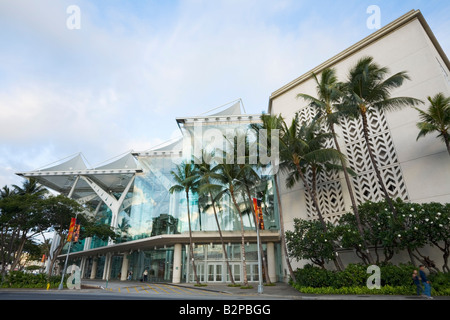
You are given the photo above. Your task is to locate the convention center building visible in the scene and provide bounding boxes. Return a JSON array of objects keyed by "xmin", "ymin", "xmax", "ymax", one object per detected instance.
[{"xmin": 17, "ymin": 10, "xmax": 450, "ymax": 282}]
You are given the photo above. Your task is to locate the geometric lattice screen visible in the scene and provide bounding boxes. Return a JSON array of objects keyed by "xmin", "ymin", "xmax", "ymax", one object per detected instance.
[
  {"xmin": 297, "ymin": 106, "xmax": 409, "ymax": 224},
  {"xmin": 297, "ymin": 106, "xmax": 347, "ymax": 224},
  {"xmin": 340, "ymin": 108, "xmax": 409, "ymax": 204}
]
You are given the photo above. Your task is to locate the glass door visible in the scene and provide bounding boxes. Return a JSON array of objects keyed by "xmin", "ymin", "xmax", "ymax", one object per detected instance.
[
  {"xmin": 246, "ymin": 262, "xmax": 259, "ymax": 282},
  {"xmin": 207, "ymin": 262, "xmax": 223, "ymax": 282},
  {"xmin": 226, "ymin": 262, "xmax": 241, "ymax": 283}
]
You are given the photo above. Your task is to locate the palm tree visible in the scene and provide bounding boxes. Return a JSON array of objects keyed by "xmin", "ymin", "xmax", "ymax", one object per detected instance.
[
  {"xmin": 13, "ymin": 178, "xmax": 47, "ymax": 198},
  {"xmin": 169, "ymin": 161, "xmax": 200, "ymax": 284},
  {"xmin": 297, "ymin": 67, "xmax": 375, "ymax": 265},
  {"xmin": 279, "ymin": 115, "xmax": 345, "ymax": 270},
  {"xmin": 414, "ymin": 92, "xmax": 450, "ymax": 156},
  {"xmin": 238, "ymin": 162, "xmax": 272, "ymax": 284},
  {"xmin": 255, "ymin": 113, "xmax": 297, "ymax": 283},
  {"xmin": 0, "ymin": 185, "xmax": 15, "ymax": 198},
  {"xmin": 195, "ymin": 154, "xmax": 236, "ymax": 284},
  {"xmin": 342, "ymin": 56, "xmax": 423, "ymax": 217},
  {"xmin": 216, "ymin": 162, "xmax": 250, "ymax": 286}
]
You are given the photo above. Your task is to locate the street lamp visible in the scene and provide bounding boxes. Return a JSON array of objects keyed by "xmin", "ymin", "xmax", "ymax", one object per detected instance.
[
  {"xmin": 58, "ymin": 213, "xmax": 78, "ymax": 290},
  {"xmin": 255, "ymin": 201, "xmax": 263, "ymax": 295}
]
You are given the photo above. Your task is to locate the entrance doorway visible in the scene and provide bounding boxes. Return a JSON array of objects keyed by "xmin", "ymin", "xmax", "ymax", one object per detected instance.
[{"xmin": 207, "ymin": 262, "xmax": 223, "ymax": 282}]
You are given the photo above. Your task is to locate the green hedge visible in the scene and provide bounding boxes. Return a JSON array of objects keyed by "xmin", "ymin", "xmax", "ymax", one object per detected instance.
[
  {"xmin": 292, "ymin": 264, "xmax": 450, "ymax": 296},
  {"xmin": 1, "ymin": 271, "xmax": 65, "ymax": 289}
]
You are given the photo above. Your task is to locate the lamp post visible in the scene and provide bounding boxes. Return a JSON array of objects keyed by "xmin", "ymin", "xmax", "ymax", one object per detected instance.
[
  {"xmin": 256, "ymin": 210, "xmax": 263, "ymax": 294},
  {"xmin": 58, "ymin": 214, "xmax": 78, "ymax": 290}
]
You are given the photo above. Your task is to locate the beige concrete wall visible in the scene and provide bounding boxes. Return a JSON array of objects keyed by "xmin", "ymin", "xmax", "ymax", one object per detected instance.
[{"xmin": 270, "ymin": 14, "xmax": 450, "ymax": 272}]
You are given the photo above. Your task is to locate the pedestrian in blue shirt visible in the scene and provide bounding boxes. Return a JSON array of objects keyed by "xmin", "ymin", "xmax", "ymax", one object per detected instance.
[
  {"xmin": 412, "ymin": 270, "xmax": 422, "ymax": 296},
  {"xmin": 419, "ymin": 265, "xmax": 433, "ymax": 299}
]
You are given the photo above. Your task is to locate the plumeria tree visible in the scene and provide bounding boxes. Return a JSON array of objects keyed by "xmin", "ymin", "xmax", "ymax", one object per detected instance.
[
  {"xmin": 285, "ymin": 218, "xmax": 339, "ymax": 269},
  {"xmin": 337, "ymin": 199, "xmax": 450, "ymax": 272},
  {"xmin": 406, "ymin": 202, "xmax": 450, "ymax": 272}
]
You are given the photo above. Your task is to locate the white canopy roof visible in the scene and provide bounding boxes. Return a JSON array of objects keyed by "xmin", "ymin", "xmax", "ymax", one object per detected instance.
[{"xmin": 16, "ymin": 152, "xmax": 141, "ymax": 200}]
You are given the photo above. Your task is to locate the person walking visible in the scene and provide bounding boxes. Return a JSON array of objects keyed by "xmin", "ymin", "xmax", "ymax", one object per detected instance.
[
  {"xmin": 419, "ymin": 265, "xmax": 433, "ymax": 299},
  {"xmin": 143, "ymin": 269, "xmax": 148, "ymax": 282},
  {"xmin": 412, "ymin": 270, "xmax": 423, "ymax": 296}
]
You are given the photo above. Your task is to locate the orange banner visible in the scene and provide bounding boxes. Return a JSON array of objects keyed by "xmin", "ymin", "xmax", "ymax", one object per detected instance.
[
  {"xmin": 67, "ymin": 218, "xmax": 76, "ymax": 242},
  {"xmin": 252, "ymin": 198, "xmax": 264, "ymax": 230},
  {"xmin": 73, "ymin": 221, "xmax": 81, "ymax": 242}
]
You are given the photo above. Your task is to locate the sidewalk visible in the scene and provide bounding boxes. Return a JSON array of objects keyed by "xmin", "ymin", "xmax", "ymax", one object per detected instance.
[{"xmin": 80, "ymin": 279, "xmax": 450, "ymax": 300}]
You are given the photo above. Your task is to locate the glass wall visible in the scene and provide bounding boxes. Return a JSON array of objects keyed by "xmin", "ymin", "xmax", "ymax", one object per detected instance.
[
  {"xmin": 125, "ymin": 246, "xmax": 177, "ymax": 282},
  {"xmin": 79, "ymin": 117, "xmax": 279, "ymax": 249},
  {"xmin": 186, "ymin": 243, "xmax": 269, "ymax": 283}
]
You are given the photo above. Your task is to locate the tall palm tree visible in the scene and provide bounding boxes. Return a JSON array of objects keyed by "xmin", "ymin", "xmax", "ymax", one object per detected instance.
[
  {"xmin": 297, "ymin": 67, "xmax": 375, "ymax": 265},
  {"xmin": 169, "ymin": 161, "xmax": 200, "ymax": 284},
  {"xmin": 279, "ymin": 115, "xmax": 345, "ymax": 270},
  {"xmin": 255, "ymin": 113, "xmax": 297, "ymax": 283},
  {"xmin": 13, "ymin": 178, "xmax": 47, "ymax": 198},
  {"xmin": 195, "ymin": 154, "xmax": 236, "ymax": 284},
  {"xmin": 238, "ymin": 162, "xmax": 272, "ymax": 284},
  {"xmin": 342, "ymin": 56, "xmax": 423, "ymax": 217},
  {"xmin": 216, "ymin": 162, "xmax": 250, "ymax": 286},
  {"xmin": 226, "ymin": 129, "xmax": 272, "ymax": 284},
  {"xmin": 414, "ymin": 92, "xmax": 450, "ymax": 156}
]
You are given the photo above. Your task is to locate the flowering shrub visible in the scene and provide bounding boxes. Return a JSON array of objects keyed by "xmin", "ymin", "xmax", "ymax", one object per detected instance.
[
  {"xmin": 336, "ymin": 199, "xmax": 450, "ymax": 271},
  {"xmin": 292, "ymin": 264, "xmax": 450, "ymax": 295}
]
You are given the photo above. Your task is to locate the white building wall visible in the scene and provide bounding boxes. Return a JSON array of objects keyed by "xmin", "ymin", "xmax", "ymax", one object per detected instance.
[{"xmin": 269, "ymin": 12, "xmax": 450, "ymax": 272}]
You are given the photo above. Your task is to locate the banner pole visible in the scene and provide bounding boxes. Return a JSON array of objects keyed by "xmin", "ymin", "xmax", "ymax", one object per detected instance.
[{"xmin": 58, "ymin": 214, "xmax": 78, "ymax": 290}]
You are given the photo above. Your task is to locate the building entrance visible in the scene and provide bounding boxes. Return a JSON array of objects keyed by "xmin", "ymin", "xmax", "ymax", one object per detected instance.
[
  {"xmin": 187, "ymin": 244, "xmax": 265, "ymax": 283},
  {"xmin": 207, "ymin": 262, "xmax": 223, "ymax": 282}
]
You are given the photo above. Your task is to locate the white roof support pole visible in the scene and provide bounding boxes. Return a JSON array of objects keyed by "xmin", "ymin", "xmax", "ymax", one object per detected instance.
[
  {"xmin": 79, "ymin": 175, "xmax": 118, "ymax": 213},
  {"xmin": 111, "ymin": 175, "xmax": 136, "ymax": 229},
  {"xmin": 79, "ymin": 174, "xmax": 135, "ymax": 229},
  {"xmin": 67, "ymin": 175, "xmax": 80, "ymax": 199}
]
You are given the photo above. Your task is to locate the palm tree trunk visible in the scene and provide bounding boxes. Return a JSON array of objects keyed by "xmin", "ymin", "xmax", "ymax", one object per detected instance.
[
  {"xmin": 360, "ymin": 111, "xmax": 398, "ymax": 217},
  {"xmin": 294, "ymin": 162, "xmax": 344, "ymax": 271},
  {"xmin": 230, "ymin": 188, "xmax": 248, "ymax": 286},
  {"xmin": 294, "ymin": 162, "xmax": 326, "ymax": 228},
  {"xmin": 329, "ymin": 123, "xmax": 375, "ymax": 265},
  {"xmin": 209, "ymin": 190, "xmax": 235, "ymax": 284},
  {"xmin": 186, "ymin": 191, "xmax": 200, "ymax": 284},
  {"xmin": 274, "ymin": 174, "xmax": 296, "ymax": 283},
  {"xmin": 444, "ymin": 133, "xmax": 450, "ymax": 157}
]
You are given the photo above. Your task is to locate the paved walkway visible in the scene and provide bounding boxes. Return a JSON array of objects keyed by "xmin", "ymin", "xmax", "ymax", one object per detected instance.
[{"xmin": 80, "ymin": 279, "xmax": 450, "ymax": 300}]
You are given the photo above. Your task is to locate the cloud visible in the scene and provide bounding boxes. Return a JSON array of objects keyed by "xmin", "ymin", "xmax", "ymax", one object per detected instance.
[{"xmin": 1, "ymin": 0, "xmax": 448, "ymax": 188}]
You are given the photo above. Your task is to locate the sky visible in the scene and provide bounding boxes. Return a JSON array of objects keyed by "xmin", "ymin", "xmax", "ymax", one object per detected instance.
[{"xmin": 0, "ymin": 0, "xmax": 449, "ymax": 187}]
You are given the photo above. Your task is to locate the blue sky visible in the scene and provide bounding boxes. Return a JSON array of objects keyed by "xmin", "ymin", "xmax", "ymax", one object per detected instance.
[{"xmin": 0, "ymin": 0, "xmax": 449, "ymax": 187}]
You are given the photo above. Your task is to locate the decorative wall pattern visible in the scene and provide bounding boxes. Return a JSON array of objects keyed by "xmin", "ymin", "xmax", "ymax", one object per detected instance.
[
  {"xmin": 296, "ymin": 106, "xmax": 409, "ymax": 224},
  {"xmin": 297, "ymin": 106, "xmax": 347, "ymax": 224},
  {"xmin": 341, "ymin": 109, "xmax": 409, "ymax": 204}
]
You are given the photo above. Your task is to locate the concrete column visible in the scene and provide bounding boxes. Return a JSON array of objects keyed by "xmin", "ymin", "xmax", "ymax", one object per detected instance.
[
  {"xmin": 90, "ymin": 257, "xmax": 98, "ymax": 279},
  {"xmin": 120, "ymin": 253, "xmax": 129, "ymax": 281},
  {"xmin": 267, "ymin": 242, "xmax": 276, "ymax": 283},
  {"xmin": 172, "ymin": 244, "xmax": 182, "ymax": 284},
  {"xmin": 80, "ymin": 257, "xmax": 87, "ymax": 279},
  {"xmin": 103, "ymin": 253, "xmax": 112, "ymax": 280}
]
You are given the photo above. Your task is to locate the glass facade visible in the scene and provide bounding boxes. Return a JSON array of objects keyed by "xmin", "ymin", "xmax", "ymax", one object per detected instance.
[{"xmin": 63, "ymin": 115, "xmax": 281, "ymax": 282}]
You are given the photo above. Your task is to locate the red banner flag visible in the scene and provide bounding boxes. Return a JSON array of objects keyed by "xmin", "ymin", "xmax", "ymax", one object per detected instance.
[
  {"xmin": 73, "ymin": 220, "xmax": 81, "ymax": 242},
  {"xmin": 67, "ymin": 217, "xmax": 76, "ymax": 242},
  {"xmin": 252, "ymin": 198, "xmax": 265, "ymax": 230}
]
